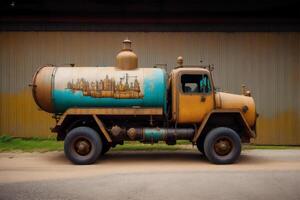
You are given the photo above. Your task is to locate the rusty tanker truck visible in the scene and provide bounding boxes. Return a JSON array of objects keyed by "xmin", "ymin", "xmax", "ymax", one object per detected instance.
[{"xmin": 31, "ymin": 39, "xmax": 257, "ymax": 165}]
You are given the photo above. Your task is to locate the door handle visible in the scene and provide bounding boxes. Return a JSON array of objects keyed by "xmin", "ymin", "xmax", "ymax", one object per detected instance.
[{"xmin": 201, "ymin": 96, "xmax": 206, "ymax": 102}]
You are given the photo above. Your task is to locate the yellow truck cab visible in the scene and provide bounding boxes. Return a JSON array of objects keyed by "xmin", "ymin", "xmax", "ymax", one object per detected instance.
[
  {"xmin": 170, "ymin": 67, "xmax": 215, "ymax": 124},
  {"xmin": 31, "ymin": 39, "xmax": 257, "ymax": 165}
]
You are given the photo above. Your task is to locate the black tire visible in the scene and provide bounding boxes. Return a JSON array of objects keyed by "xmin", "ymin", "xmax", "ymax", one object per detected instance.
[
  {"xmin": 101, "ymin": 142, "xmax": 111, "ymax": 155},
  {"xmin": 204, "ymin": 127, "xmax": 241, "ymax": 164},
  {"xmin": 64, "ymin": 127, "xmax": 102, "ymax": 165},
  {"xmin": 196, "ymin": 139, "xmax": 206, "ymax": 156}
]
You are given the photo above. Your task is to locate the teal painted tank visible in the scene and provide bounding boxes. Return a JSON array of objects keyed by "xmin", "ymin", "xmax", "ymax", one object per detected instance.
[
  {"xmin": 32, "ymin": 39, "xmax": 167, "ymax": 114},
  {"xmin": 32, "ymin": 66, "xmax": 167, "ymax": 114}
]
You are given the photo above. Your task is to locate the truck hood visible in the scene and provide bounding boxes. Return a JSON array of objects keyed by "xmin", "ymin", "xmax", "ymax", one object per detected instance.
[{"xmin": 215, "ymin": 92, "xmax": 256, "ymax": 127}]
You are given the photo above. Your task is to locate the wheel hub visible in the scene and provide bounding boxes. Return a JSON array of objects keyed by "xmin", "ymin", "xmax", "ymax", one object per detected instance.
[
  {"xmin": 74, "ymin": 139, "xmax": 91, "ymax": 156},
  {"xmin": 214, "ymin": 138, "xmax": 232, "ymax": 156}
]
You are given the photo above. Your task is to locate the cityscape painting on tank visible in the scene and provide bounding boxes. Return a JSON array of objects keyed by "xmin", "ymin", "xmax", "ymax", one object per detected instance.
[{"xmin": 66, "ymin": 73, "xmax": 144, "ymax": 99}]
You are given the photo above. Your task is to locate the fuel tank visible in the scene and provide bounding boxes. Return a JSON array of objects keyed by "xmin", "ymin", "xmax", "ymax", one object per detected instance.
[
  {"xmin": 215, "ymin": 92, "xmax": 256, "ymax": 127},
  {"xmin": 31, "ymin": 39, "xmax": 167, "ymax": 114}
]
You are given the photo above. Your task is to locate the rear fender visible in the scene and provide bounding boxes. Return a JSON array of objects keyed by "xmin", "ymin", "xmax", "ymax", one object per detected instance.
[{"xmin": 54, "ymin": 114, "xmax": 112, "ymax": 143}]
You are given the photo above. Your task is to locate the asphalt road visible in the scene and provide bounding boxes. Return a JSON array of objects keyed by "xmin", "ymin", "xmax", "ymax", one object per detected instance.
[{"xmin": 0, "ymin": 150, "xmax": 300, "ymax": 200}]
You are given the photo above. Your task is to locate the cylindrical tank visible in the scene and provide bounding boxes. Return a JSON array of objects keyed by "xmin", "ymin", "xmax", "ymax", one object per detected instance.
[
  {"xmin": 215, "ymin": 92, "xmax": 256, "ymax": 127},
  {"xmin": 32, "ymin": 66, "xmax": 167, "ymax": 114}
]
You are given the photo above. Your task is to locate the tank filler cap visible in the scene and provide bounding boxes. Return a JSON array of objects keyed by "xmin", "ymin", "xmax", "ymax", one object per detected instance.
[
  {"xmin": 116, "ymin": 39, "xmax": 138, "ymax": 70},
  {"xmin": 122, "ymin": 39, "xmax": 132, "ymax": 50}
]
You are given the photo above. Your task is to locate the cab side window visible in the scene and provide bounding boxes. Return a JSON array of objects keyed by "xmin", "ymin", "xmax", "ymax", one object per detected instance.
[{"xmin": 181, "ymin": 74, "xmax": 211, "ymax": 94}]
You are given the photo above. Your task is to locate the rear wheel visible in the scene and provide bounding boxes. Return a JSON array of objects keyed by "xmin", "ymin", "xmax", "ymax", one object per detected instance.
[
  {"xmin": 64, "ymin": 127, "xmax": 102, "ymax": 165},
  {"xmin": 204, "ymin": 127, "xmax": 241, "ymax": 164}
]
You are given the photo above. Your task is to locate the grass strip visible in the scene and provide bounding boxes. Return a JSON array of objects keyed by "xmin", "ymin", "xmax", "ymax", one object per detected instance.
[{"xmin": 0, "ymin": 135, "xmax": 299, "ymax": 152}]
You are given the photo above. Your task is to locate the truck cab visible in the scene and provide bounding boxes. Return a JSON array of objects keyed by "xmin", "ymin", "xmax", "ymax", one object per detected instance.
[{"xmin": 170, "ymin": 67, "xmax": 214, "ymax": 124}]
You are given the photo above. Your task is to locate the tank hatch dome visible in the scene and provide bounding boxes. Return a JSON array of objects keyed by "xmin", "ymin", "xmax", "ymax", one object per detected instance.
[{"xmin": 116, "ymin": 39, "xmax": 138, "ymax": 70}]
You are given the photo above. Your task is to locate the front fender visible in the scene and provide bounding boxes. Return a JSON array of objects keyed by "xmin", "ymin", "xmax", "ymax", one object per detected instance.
[{"xmin": 192, "ymin": 109, "xmax": 256, "ymax": 144}]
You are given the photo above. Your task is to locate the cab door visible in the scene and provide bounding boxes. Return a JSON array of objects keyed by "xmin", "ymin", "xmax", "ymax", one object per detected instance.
[{"xmin": 177, "ymin": 70, "xmax": 214, "ymax": 123}]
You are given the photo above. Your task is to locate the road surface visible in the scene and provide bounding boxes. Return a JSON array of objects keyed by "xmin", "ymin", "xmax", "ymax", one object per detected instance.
[{"xmin": 0, "ymin": 149, "xmax": 300, "ymax": 200}]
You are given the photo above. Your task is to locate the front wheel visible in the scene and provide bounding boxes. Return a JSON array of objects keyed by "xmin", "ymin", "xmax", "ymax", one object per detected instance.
[
  {"xmin": 101, "ymin": 142, "xmax": 111, "ymax": 155},
  {"xmin": 196, "ymin": 139, "xmax": 205, "ymax": 156},
  {"xmin": 64, "ymin": 127, "xmax": 103, "ymax": 165},
  {"xmin": 204, "ymin": 127, "xmax": 241, "ymax": 164}
]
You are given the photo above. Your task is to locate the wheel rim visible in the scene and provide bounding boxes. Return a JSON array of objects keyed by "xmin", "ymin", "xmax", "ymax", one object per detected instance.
[
  {"xmin": 213, "ymin": 137, "xmax": 233, "ymax": 156},
  {"xmin": 73, "ymin": 137, "xmax": 92, "ymax": 156}
]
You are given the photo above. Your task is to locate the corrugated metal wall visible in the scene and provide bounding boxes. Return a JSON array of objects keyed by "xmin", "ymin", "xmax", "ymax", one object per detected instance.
[{"xmin": 0, "ymin": 32, "xmax": 299, "ymax": 144}]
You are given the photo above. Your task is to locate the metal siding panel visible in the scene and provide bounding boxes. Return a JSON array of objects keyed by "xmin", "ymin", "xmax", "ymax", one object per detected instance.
[{"xmin": 0, "ymin": 32, "xmax": 299, "ymax": 144}]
